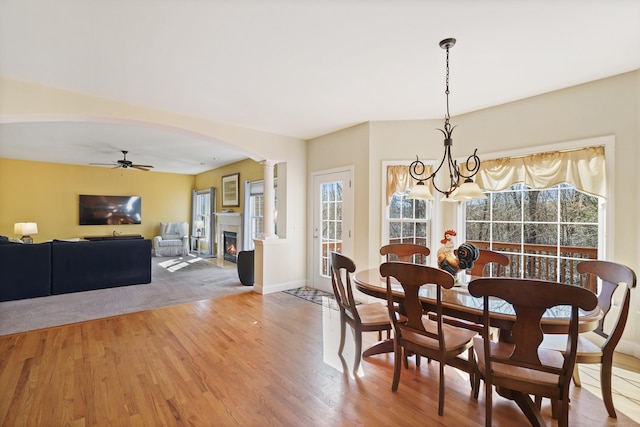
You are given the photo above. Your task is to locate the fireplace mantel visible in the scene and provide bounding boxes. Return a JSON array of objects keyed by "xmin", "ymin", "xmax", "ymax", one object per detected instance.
[{"xmin": 214, "ymin": 213, "xmax": 242, "ymax": 259}]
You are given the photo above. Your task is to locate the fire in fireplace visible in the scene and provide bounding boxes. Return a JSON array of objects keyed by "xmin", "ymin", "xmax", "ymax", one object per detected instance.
[{"xmin": 223, "ymin": 231, "xmax": 238, "ymax": 263}]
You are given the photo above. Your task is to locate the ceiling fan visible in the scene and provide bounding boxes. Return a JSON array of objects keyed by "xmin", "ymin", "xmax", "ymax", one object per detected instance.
[{"xmin": 90, "ymin": 150, "xmax": 154, "ymax": 171}]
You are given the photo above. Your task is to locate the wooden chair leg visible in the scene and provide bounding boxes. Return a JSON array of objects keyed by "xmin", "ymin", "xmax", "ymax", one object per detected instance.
[
  {"xmin": 572, "ymin": 363, "xmax": 582, "ymax": 387},
  {"xmin": 392, "ymin": 344, "xmax": 402, "ymax": 391},
  {"xmin": 484, "ymin": 380, "xmax": 492, "ymax": 427},
  {"xmin": 353, "ymin": 328, "xmax": 362, "ymax": 375},
  {"xmin": 473, "ymin": 371, "xmax": 481, "ymax": 400},
  {"xmin": 601, "ymin": 355, "xmax": 617, "ymax": 418},
  {"xmin": 467, "ymin": 348, "xmax": 474, "ymax": 390},
  {"xmin": 551, "ymin": 399, "xmax": 559, "ymax": 419},
  {"xmin": 338, "ymin": 314, "xmax": 346, "ymax": 355},
  {"xmin": 438, "ymin": 361, "xmax": 445, "ymax": 416}
]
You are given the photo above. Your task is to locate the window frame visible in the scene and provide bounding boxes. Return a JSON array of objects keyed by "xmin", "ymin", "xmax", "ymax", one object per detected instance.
[
  {"xmin": 381, "ymin": 160, "xmax": 437, "ymax": 263},
  {"xmin": 456, "ymin": 135, "xmax": 614, "ymax": 265}
]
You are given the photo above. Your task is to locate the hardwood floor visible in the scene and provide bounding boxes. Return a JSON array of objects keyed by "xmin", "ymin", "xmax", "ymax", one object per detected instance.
[{"xmin": 0, "ymin": 291, "xmax": 638, "ymax": 426}]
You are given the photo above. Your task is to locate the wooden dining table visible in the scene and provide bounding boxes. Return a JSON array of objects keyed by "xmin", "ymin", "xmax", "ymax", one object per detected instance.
[
  {"xmin": 354, "ymin": 267, "xmax": 604, "ymax": 425},
  {"xmin": 353, "ymin": 268, "xmax": 603, "ymax": 355}
]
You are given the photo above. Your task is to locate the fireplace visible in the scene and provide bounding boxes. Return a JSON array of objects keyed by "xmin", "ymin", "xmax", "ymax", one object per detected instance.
[
  {"xmin": 224, "ymin": 231, "xmax": 238, "ymax": 263},
  {"xmin": 214, "ymin": 212, "xmax": 242, "ymax": 260}
]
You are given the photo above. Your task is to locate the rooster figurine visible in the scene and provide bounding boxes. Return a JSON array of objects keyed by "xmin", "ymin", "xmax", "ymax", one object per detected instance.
[{"xmin": 437, "ymin": 230, "xmax": 479, "ymax": 276}]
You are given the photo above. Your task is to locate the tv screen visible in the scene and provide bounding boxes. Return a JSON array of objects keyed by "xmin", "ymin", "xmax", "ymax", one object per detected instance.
[{"xmin": 79, "ymin": 195, "xmax": 142, "ymax": 225}]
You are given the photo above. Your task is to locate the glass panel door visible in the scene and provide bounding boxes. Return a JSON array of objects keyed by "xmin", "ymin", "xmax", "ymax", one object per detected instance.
[{"xmin": 312, "ymin": 169, "xmax": 353, "ymax": 293}]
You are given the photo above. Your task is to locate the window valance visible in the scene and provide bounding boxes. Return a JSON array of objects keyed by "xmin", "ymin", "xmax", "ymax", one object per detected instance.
[
  {"xmin": 386, "ymin": 164, "xmax": 432, "ymax": 205},
  {"xmin": 473, "ymin": 146, "xmax": 606, "ymax": 198}
]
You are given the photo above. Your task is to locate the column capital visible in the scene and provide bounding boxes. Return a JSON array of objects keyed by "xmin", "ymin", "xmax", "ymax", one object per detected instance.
[{"xmin": 260, "ymin": 159, "xmax": 277, "ymax": 168}]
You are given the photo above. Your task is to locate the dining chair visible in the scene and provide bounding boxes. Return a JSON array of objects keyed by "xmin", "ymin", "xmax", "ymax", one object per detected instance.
[
  {"xmin": 380, "ymin": 243, "xmax": 430, "ymax": 264},
  {"xmin": 541, "ymin": 260, "xmax": 637, "ymax": 418},
  {"xmin": 379, "ymin": 243, "xmax": 432, "ymax": 365},
  {"xmin": 468, "ymin": 277, "xmax": 598, "ymax": 427},
  {"xmin": 468, "ymin": 249, "xmax": 509, "ymax": 277},
  {"xmin": 330, "ymin": 252, "xmax": 401, "ymax": 375},
  {"xmin": 380, "ymin": 262, "xmax": 477, "ymax": 416}
]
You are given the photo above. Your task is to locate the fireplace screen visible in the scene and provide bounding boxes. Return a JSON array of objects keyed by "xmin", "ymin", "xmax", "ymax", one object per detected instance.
[{"xmin": 224, "ymin": 231, "xmax": 238, "ymax": 263}]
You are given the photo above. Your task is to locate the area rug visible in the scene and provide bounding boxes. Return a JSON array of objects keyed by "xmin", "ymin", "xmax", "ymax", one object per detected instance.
[
  {"xmin": 157, "ymin": 255, "xmax": 219, "ymax": 273},
  {"xmin": 284, "ymin": 286, "xmax": 338, "ymax": 310},
  {"xmin": 0, "ymin": 255, "xmax": 251, "ymax": 336}
]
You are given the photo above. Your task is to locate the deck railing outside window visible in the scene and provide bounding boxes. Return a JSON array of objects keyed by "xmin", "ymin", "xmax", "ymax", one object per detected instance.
[{"xmin": 468, "ymin": 240, "xmax": 598, "ymax": 292}]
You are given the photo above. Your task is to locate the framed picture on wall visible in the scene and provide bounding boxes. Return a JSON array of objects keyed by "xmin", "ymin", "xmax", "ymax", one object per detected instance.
[{"xmin": 222, "ymin": 173, "xmax": 240, "ymax": 207}]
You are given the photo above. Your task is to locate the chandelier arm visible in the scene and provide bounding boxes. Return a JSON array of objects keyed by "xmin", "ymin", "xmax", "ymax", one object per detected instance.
[
  {"xmin": 431, "ymin": 172, "xmax": 456, "ymax": 196},
  {"xmin": 457, "ymin": 148, "xmax": 482, "ymax": 180},
  {"xmin": 409, "ymin": 156, "xmax": 435, "ymax": 183}
]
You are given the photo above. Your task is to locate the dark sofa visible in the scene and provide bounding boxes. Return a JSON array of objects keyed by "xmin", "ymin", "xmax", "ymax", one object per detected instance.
[
  {"xmin": 0, "ymin": 240, "xmax": 52, "ymax": 302},
  {"xmin": 51, "ymin": 239, "xmax": 152, "ymax": 295},
  {"xmin": 0, "ymin": 237, "xmax": 152, "ymax": 301}
]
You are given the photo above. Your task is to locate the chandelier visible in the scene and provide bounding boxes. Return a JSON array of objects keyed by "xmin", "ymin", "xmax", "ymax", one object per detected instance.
[{"xmin": 408, "ymin": 38, "xmax": 486, "ymax": 201}]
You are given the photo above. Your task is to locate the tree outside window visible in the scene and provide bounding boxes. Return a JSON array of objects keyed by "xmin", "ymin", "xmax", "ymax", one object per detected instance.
[
  {"xmin": 465, "ymin": 183, "xmax": 600, "ymax": 285},
  {"xmin": 386, "ymin": 191, "xmax": 430, "ymax": 263}
]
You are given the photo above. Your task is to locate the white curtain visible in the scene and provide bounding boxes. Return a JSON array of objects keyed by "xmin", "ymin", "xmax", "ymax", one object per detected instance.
[
  {"xmin": 474, "ymin": 146, "xmax": 606, "ymax": 198},
  {"xmin": 385, "ymin": 164, "xmax": 433, "ymax": 205}
]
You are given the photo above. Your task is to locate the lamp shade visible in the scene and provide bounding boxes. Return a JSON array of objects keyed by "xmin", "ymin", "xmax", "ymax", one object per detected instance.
[
  {"xmin": 406, "ymin": 182, "xmax": 434, "ymax": 200},
  {"xmin": 21, "ymin": 222, "xmax": 38, "ymax": 235},
  {"xmin": 194, "ymin": 221, "xmax": 204, "ymax": 229},
  {"xmin": 448, "ymin": 180, "xmax": 487, "ymax": 201},
  {"xmin": 14, "ymin": 223, "xmax": 23, "ymax": 235},
  {"xmin": 14, "ymin": 222, "xmax": 38, "ymax": 235}
]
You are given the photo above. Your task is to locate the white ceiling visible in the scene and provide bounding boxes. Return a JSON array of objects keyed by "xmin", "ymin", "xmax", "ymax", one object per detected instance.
[{"xmin": 1, "ymin": 0, "xmax": 639, "ymax": 174}]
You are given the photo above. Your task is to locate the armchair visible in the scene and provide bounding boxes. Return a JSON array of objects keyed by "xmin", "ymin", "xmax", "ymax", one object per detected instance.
[{"xmin": 153, "ymin": 222, "xmax": 189, "ymax": 257}]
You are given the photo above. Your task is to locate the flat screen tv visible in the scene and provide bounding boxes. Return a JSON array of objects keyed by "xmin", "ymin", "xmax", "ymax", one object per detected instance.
[{"xmin": 79, "ymin": 195, "xmax": 142, "ymax": 225}]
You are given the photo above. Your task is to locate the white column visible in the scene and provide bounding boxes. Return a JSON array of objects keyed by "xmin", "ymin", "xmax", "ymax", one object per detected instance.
[{"xmin": 260, "ymin": 159, "xmax": 278, "ymax": 239}]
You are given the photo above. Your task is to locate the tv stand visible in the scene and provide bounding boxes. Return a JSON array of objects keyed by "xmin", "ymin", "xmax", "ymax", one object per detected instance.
[{"xmin": 84, "ymin": 235, "xmax": 143, "ymax": 241}]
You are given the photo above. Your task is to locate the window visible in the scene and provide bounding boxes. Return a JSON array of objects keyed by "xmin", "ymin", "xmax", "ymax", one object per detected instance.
[
  {"xmin": 243, "ymin": 179, "xmax": 278, "ymax": 250},
  {"xmin": 383, "ymin": 163, "xmax": 432, "ymax": 263},
  {"xmin": 465, "ymin": 183, "xmax": 601, "ymax": 285},
  {"xmin": 387, "ymin": 192, "xmax": 430, "ymax": 260},
  {"xmin": 463, "ymin": 143, "xmax": 607, "ymax": 287}
]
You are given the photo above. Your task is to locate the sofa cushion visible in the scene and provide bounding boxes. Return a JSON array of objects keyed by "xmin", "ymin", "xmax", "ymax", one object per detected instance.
[
  {"xmin": 51, "ymin": 239, "xmax": 152, "ymax": 295},
  {"xmin": 0, "ymin": 242, "xmax": 52, "ymax": 301},
  {"xmin": 157, "ymin": 239, "xmax": 184, "ymax": 247}
]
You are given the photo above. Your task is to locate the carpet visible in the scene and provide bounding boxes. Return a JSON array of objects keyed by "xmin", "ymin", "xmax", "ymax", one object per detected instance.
[
  {"xmin": 0, "ymin": 255, "xmax": 251, "ymax": 336},
  {"xmin": 157, "ymin": 255, "xmax": 220, "ymax": 273},
  {"xmin": 284, "ymin": 286, "xmax": 338, "ymax": 310}
]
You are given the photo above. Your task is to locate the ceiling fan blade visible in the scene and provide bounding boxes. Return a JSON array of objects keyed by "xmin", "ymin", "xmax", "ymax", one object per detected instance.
[
  {"xmin": 131, "ymin": 165, "xmax": 153, "ymax": 171},
  {"xmin": 89, "ymin": 162, "xmax": 117, "ymax": 166},
  {"xmin": 90, "ymin": 153, "xmax": 152, "ymax": 170}
]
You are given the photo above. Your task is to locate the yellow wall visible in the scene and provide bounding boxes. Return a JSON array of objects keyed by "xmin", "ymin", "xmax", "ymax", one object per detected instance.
[
  {"xmin": 0, "ymin": 158, "xmax": 194, "ymax": 242},
  {"xmin": 194, "ymin": 158, "xmax": 263, "ymax": 213}
]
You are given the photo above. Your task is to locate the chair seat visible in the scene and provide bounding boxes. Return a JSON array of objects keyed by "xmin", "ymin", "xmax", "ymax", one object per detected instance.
[
  {"xmin": 355, "ymin": 302, "xmax": 395, "ymax": 328},
  {"xmin": 541, "ymin": 333, "xmax": 603, "ymax": 358},
  {"xmin": 403, "ymin": 318, "xmax": 477, "ymax": 353},
  {"xmin": 474, "ymin": 336, "xmax": 564, "ymax": 388}
]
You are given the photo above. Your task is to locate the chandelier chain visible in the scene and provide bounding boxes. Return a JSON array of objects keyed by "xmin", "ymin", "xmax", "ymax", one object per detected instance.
[{"xmin": 445, "ymin": 45, "xmax": 451, "ymax": 121}]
